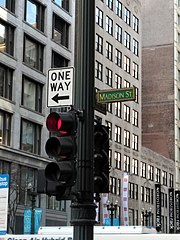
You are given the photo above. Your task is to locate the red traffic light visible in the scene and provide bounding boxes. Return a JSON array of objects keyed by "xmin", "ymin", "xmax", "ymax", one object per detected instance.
[{"xmin": 46, "ymin": 112, "xmax": 77, "ymax": 134}]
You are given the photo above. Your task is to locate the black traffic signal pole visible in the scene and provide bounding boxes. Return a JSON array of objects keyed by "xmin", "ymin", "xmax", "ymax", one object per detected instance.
[{"xmin": 71, "ymin": 1, "xmax": 96, "ymax": 240}]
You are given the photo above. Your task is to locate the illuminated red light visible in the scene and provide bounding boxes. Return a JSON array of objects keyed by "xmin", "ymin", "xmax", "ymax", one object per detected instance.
[{"xmin": 46, "ymin": 113, "xmax": 62, "ymax": 132}]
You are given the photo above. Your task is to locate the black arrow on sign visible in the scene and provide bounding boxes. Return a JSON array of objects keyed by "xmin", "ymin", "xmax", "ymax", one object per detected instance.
[{"xmin": 52, "ymin": 93, "xmax": 69, "ymax": 103}]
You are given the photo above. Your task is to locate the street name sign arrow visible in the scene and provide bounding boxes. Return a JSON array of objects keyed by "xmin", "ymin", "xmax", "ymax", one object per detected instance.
[{"xmin": 47, "ymin": 67, "xmax": 74, "ymax": 107}]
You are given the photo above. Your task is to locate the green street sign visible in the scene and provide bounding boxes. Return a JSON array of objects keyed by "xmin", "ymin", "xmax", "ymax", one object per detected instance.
[{"xmin": 96, "ymin": 87, "xmax": 136, "ymax": 104}]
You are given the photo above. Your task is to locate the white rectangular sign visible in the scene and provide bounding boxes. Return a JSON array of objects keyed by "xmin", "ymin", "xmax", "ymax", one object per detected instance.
[{"xmin": 47, "ymin": 67, "xmax": 74, "ymax": 107}]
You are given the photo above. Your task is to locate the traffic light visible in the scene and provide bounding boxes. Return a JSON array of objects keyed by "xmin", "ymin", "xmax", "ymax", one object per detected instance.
[
  {"xmin": 43, "ymin": 110, "xmax": 77, "ymax": 200},
  {"xmin": 94, "ymin": 122, "xmax": 109, "ymax": 193}
]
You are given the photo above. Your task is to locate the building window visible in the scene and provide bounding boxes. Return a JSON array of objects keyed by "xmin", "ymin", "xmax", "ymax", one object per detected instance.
[
  {"xmin": 124, "ymin": 55, "xmax": 130, "ymax": 73},
  {"xmin": 155, "ymin": 168, "xmax": 161, "ymax": 183},
  {"xmin": 115, "ymin": 0, "xmax": 122, "ymax": 18},
  {"xmin": 0, "ymin": 110, "xmax": 11, "ymax": 146},
  {"xmin": 133, "ymin": 15, "xmax": 139, "ymax": 33},
  {"xmin": 95, "ymin": 61, "xmax": 103, "ymax": 81},
  {"xmin": 106, "ymin": 67, "xmax": 113, "ymax": 86},
  {"xmin": 51, "ymin": 51, "xmax": 69, "ymax": 68},
  {"xmin": 162, "ymin": 170, "xmax": 167, "ymax": 186},
  {"xmin": 0, "ymin": 0, "xmax": 15, "ymax": 13},
  {"xmin": 96, "ymin": 34, "xmax": 103, "ymax": 54},
  {"xmin": 22, "ymin": 75, "xmax": 42, "ymax": 113},
  {"xmin": 141, "ymin": 162, "xmax": 146, "ymax": 178},
  {"xmin": 47, "ymin": 196, "xmax": 66, "ymax": 211},
  {"xmin": 107, "ymin": 103, "xmax": 113, "ymax": 113},
  {"xmin": 117, "ymin": 179, "xmax": 121, "ymax": 196},
  {"xmin": 132, "ymin": 133, "xmax": 138, "ymax": 151},
  {"xmin": 132, "ymin": 62, "xmax": 139, "ymax": 79},
  {"xmin": 96, "ymin": 7, "xmax": 103, "ymax": 28},
  {"xmin": 124, "ymin": 7, "xmax": 131, "ymax": 26},
  {"xmin": 115, "ymin": 74, "xmax": 122, "ymax": 88},
  {"xmin": 106, "ymin": 42, "xmax": 113, "ymax": 61},
  {"xmin": 24, "ymin": 35, "xmax": 44, "ymax": 72},
  {"xmin": 132, "ymin": 109, "xmax": 138, "ymax": 127},
  {"xmin": 124, "ymin": 129, "xmax": 130, "ymax": 147},
  {"xmin": 21, "ymin": 119, "xmax": 41, "ymax": 154},
  {"xmin": 110, "ymin": 176, "xmax": 117, "ymax": 194},
  {"xmin": 0, "ymin": 20, "xmax": 14, "ymax": 56},
  {"xmin": 145, "ymin": 187, "xmax": 150, "ymax": 203},
  {"xmin": 0, "ymin": 63, "xmax": 13, "ymax": 100},
  {"xmin": 115, "ymin": 151, "xmax": 121, "ymax": 169},
  {"xmin": 53, "ymin": 0, "xmax": 69, "ymax": 12},
  {"xmin": 18, "ymin": 166, "xmax": 38, "ymax": 206},
  {"xmin": 124, "ymin": 79, "xmax": 130, "ymax": 88},
  {"xmin": 115, "ymin": 102, "xmax": 121, "ymax": 118},
  {"xmin": 124, "ymin": 31, "xmax": 131, "ymax": 50},
  {"xmin": 115, "ymin": 49, "xmax": 122, "ymax": 67},
  {"xmin": 109, "ymin": 148, "xmax": 112, "ymax": 167},
  {"xmin": 115, "ymin": 125, "xmax": 121, "ymax": 143},
  {"xmin": 129, "ymin": 182, "xmax": 134, "ymax": 199},
  {"xmin": 132, "ymin": 158, "xmax": 138, "ymax": 175},
  {"xmin": 135, "ymin": 87, "xmax": 139, "ymax": 103},
  {"xmin": 169, "ymin": 173, "xmax": 174, "ymax": 188},
  {"xmin": 105, "ymin": 121, "xmax": 112, "ymax": 140},
  {"xmin": 106, "ymin": 16, "xmax": 113, "ymax": 35},
  {"xmin": 141, "ymin": 186, "xmax": 144, "ymax": 201},
  {"xmin": 133, "ymin": 38, "xmax": 139, "ymax": 56},
  {"xmin": 106, "ymin": 0, "xmax": 113, "ymax": 10},
  {"xmin": 52, "ymin": 13, "xmax": 69, "ymax": 48},
  {"xmin": 115, "ymin": 24, "xmax": 122, "ymax": 42},
  {"xmin": 25, "ymin": 0, "xmax": 45, "ymax": 32},
  {"xmin": 148, "ymin": 165, "xmax": 154, "ymax": 181},
  {"xmin": 124, "ymin": 104, "xmax": 130, "ymax": 122},
  {"xmin": 124, "ymin": 155, "xmax": 130, "ymax": 173}
]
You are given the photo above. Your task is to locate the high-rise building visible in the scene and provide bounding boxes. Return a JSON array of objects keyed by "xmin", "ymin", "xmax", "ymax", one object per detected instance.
[
  {"xmin": 0, "ymin": 0, "xmax": 75, "ymax": 233},
  {"xmin": 141, "ymin": 0, "xmax": 179, "ymax": 187}
]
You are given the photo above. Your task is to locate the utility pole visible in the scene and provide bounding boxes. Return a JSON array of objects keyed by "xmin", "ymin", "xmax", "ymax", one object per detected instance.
[{"xmin": 71, "ymin": 1, "xmax": 96, "ymax": 240}]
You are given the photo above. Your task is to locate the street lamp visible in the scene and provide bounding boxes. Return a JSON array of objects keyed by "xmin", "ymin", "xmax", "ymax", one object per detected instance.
[
  {"xmin": 142, "ymin": 208, "xmax": 152, "ymax": 227},
  {"xmin": 106, "ymin": 199, "xmax": 119, "ymax": 226},
  {"xmin": 27, "ymin": 184, "xmax": 38, "ymax": 234}
]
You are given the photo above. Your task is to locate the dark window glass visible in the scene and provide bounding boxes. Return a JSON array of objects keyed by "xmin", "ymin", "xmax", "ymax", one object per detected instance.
[
  {"xmin": 53, "ymin": 0, "xmax": 69, "ymax": 12},
  {"xmin": 25, "ymin": 0, "xmax": 45, "ymax": 32},
  {"xmin": 0, "ymin": 110, "xmax": 11, "ymax": 146},
  {"xmin": 0, "ymin": 0, "xmax": 15, "ymax": 13},
  {"xmin": 24, "ymin": 35, "xmax": 44, "ymax": 72},
  {"xmin": 22, "ymin": 75, "xmax": 42, "ymax": 113},
  {"xmin": 52, "ymin": 13, "xmax": 69, "ymax": 48},
  {"xmin": 51, "ymin": 51, "xmax": 69, "ymax": 68},
  {"xmin": 0, "ymin": 20, "xmax": 14, "ymax": 56},
  {"xmin": 0, "ymin": 63, "xmax": 13, "ymax": 100},
  {"xmin": 20, "ymin": 119, "xmax": 41, "ymax": 154}
]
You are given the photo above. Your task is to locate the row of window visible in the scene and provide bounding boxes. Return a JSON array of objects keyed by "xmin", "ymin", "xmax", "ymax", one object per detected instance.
[
  {"xmin": 0, "ymin": 10, "xmax": 70, "ymax": 71},
  {"xmin": 112, "ymin": 153, "xmax": 174, "ymax": 186},
  {"xmin": 95, "ymin": 58, "xmax": 139, "ymax": 86},
  {"xmin": 0, "ymin": 160, "xmax": 65, "ymax": 211},
  {"xmin": 0, "ymin": 50, "xmax": 68, "ymax": 109},
  {"xmin": 106, "ymin": 121, "xmax": 139, "ymax": 150},
  {"xmin": 96, "ymin": 26, "xmax": 139, "ymax": 58},
  {"xmin": 98, "ymin": 1, "xmax": 139, "ymax": 33},
  {"xmin": 106, "ymin": 103, "xmax": 139, "ymax": 127},
  {"xmin": 0, "ymin": 109, "xmax": 41, "ymax": 154},
  {"xmin": 0, "ymin": 0, "xmax": 70, "ymax": 17}
]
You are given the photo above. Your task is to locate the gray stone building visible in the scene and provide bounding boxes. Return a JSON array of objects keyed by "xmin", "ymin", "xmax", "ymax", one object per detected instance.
[{"xmin": 0, "ymin": 0, "xmax": 75, "ymax": 233}]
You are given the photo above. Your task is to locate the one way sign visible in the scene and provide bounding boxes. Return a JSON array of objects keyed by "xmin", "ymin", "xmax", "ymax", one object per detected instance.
[{"xmin": 47, "ymin": 67, "xmax": 74, "ymax": 107}]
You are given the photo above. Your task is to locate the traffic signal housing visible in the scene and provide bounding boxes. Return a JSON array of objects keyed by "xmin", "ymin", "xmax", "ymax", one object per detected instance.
[
  {"xmin": 94, "ymin": 122, "xmax": 109, "ymax": 193},
  {"xmin": 43, "ymin": 110, "xmax": 77, "ymax": 200}
]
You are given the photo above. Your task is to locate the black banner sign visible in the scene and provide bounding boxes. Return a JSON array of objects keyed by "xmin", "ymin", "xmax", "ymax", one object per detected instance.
[
  {"xmin": 175, "ymin": 190, "xmax": 180, "ymax": 233},
  {"xmin": 169, "ymin": 188, "xmax": 174, "ymax": 233},
  {"xmin": 155, "ymin": 184, "xmax": 161, "ymax": 232}
]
